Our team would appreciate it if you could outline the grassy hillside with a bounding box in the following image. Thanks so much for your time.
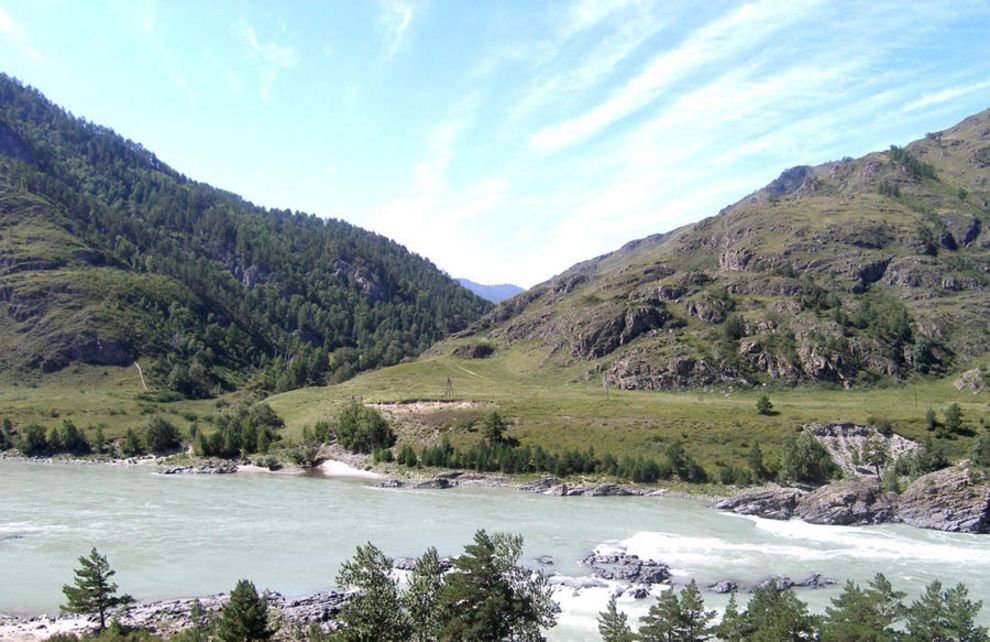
[441,108,990,393]
[260,351,990,477]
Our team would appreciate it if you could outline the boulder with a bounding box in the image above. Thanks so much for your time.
[897,465,990,533]
[714,488,807,520]
[795,479,897,526]
[580,552,671,585]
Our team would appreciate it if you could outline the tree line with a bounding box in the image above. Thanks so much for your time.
[599,573,987,642]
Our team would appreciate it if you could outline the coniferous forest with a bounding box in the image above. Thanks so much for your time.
[0,74,491,396]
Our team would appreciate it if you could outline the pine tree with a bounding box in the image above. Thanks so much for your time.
[597,594,635,642]
[742,586,819,642]
[638,582,714,642]
[679,581,716,641]
[61,548,134,630]
[335,543,410,641]
[902,580,988,642]
[215,579,272,642]
[402,546,446,642]
[439,530,558,642]
[121,427,144,457]
[714,592,746,642]
[822,575,905,642]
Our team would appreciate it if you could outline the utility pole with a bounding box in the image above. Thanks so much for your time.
[444,377,453,398]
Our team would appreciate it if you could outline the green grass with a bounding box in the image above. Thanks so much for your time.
[0,363,220,442]
[264,351,990,473]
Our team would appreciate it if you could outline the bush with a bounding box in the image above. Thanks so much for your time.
[144,416,181,454]
[16,423,48,456]
[779,434,840,483]
[334,402,395,454]
[756,394,774,416]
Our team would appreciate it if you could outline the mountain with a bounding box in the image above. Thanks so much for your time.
[456,279,524,304]
[0,75,491,395]
[440,108,990,390]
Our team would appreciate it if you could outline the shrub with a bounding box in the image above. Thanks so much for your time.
[16,423,48,456]
[333,402,395,454]
[756,394,774,416]
[144,416,181,454]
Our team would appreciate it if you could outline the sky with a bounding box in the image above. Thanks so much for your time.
[1,1,990,288]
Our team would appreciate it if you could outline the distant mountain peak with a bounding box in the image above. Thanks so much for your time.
[457,279,524,304]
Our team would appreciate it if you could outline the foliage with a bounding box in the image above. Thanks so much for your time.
[888,145,939,180]
[756,395,774,416]
[893,437,950,480]
[193,403,284,459]
[61,548,134,630]
[482,411,508,446]
[215,579,273,642]
[0,74,490,394]
[402,547,446,642]
[143,416,181,454]
[597,595,635,642]
[638,581,715,642]
[778,433,840,483]
[902,580,989,642]
[821,574,905,642]
[439,530,559,642]
[862,438,889,477]
[120,428,144,457]
[944,403,964,436]
[335,543,410,641]
[334,402,395,454]
[16,422,48,456]
[748,443,767,482]
[740,586,820,641]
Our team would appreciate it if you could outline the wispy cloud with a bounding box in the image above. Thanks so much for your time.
[380,0,415,60]
[902,79,990,113]
[0,5,43,61]
[529,0,825,153]
[232,19,297,103]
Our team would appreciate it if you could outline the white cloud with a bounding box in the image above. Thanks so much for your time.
[529,0,825,153]
[233,19,297,103]
[0,5,43,61]
[902,79,990,113]
[380,0,414,60]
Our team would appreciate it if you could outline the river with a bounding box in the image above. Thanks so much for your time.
[3,460,990,640]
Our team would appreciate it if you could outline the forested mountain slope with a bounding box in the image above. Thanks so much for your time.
[444,108,990,390]
[0,74,490,395]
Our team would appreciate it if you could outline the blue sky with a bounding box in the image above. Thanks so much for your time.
[1,1,990,287]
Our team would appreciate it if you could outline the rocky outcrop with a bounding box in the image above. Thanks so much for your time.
[606,354,730,391]
[714,488,806,520]
[795,479,897,526]
[805,423,919,478]
[897,465,990,533]
[955,368,987,393]
[719,463,990,534]
[580,552,671,585]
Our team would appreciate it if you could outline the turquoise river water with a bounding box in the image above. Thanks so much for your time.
[3,460,990,640]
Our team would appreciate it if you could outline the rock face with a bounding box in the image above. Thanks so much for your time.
[955,368,987,393]
[714,488,806,520]
[805,423,919,478]
[580,552,671,585]
[795,479,897,526]
[719,464,990,534]
[897,465,990,533]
